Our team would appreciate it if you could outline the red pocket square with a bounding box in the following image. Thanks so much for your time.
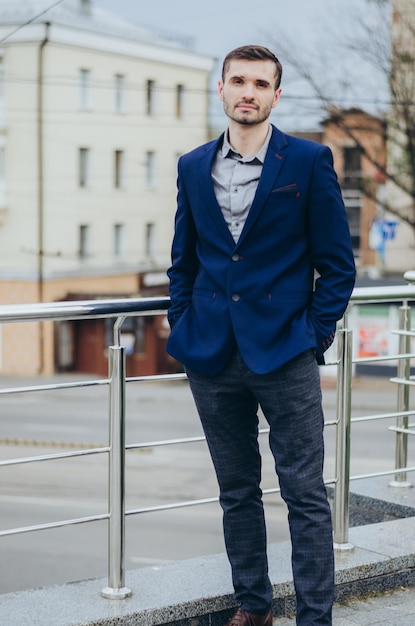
[271,184,301,197]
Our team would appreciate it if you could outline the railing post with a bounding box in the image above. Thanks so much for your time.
[101,342,132,599]
[389,303,412,488]
[333,323,354,551]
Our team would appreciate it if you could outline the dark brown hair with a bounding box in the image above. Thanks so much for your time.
[222,45,283,90]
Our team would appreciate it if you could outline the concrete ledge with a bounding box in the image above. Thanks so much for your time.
[331,475,415,527]
[2,515,415,626]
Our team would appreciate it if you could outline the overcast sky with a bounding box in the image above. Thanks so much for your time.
[96,0,387,131]
[97,0,360,57]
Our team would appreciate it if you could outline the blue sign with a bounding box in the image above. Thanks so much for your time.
[369,220,398,261]
[381,220,398,240]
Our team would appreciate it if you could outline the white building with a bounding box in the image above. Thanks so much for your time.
[0,0,213,375]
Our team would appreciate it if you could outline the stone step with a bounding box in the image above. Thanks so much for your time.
[1,515,415,626]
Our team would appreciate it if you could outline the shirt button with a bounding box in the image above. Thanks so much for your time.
[231,293,241,302]
[231,254,241,262]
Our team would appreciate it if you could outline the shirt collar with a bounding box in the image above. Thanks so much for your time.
[221,124,272,164]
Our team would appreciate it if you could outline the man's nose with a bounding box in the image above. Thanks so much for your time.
[241,82,255,98]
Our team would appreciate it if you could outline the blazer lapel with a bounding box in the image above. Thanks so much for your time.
[236,126,288,247]
[196,134,236,247]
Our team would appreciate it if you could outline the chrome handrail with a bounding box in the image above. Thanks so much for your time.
[330,281,415,551]
[0,296,169,323]
[1,282,415,594]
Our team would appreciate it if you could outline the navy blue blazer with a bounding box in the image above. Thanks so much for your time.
[167,125,356,375]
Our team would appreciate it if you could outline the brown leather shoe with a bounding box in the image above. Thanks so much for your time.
[224,607,273,626]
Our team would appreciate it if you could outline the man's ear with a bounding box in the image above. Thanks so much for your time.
[272,88,282,109]
[218,80,224,101]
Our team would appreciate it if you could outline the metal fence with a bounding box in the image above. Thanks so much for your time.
[1,281,415,597]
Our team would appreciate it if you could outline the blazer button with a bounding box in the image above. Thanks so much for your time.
[231,253,241,262]
[231,293,241,302]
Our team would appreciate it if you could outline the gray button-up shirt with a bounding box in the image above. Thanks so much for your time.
[211,125,272,243]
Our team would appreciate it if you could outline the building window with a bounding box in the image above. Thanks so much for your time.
[176,84,184,118]
[343,146,362,189]
[114,223,125,257]
[0,141,5,180]
[79,147,91,188]
[0,55,6,126]
[79,68,92,110]
[341,146,362,255]
[79,224,92,259]
[114,149,125,189]
[0,55,5,102]
[80,0,92,16]
[343,190,361,254]
[0,140,6,205]
[114,74,127,113]
[146,79,156,115]
[145,151,157,189]
[0,145,5,178]
[145,222,155,257]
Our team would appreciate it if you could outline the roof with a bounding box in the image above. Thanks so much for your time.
[0,0,195,51]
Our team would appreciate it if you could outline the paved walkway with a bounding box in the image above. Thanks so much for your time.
[274,585,415,625]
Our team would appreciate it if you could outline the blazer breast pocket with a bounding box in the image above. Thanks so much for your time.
[271,183,301,198]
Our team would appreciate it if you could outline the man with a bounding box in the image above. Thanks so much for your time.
[167,45,356,626]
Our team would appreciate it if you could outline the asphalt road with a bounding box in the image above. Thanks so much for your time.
[0,374,413,595]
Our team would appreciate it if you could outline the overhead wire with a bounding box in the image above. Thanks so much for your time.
[0,0,66,44]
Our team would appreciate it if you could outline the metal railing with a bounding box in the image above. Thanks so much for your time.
[1,281,415,596]
[333,273,415,548]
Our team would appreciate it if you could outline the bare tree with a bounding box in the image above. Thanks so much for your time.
[267,0,415,232]
[388,0,415,228]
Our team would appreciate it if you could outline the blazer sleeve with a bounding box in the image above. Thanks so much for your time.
[307,145,356,361]
[167,158,199,329]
